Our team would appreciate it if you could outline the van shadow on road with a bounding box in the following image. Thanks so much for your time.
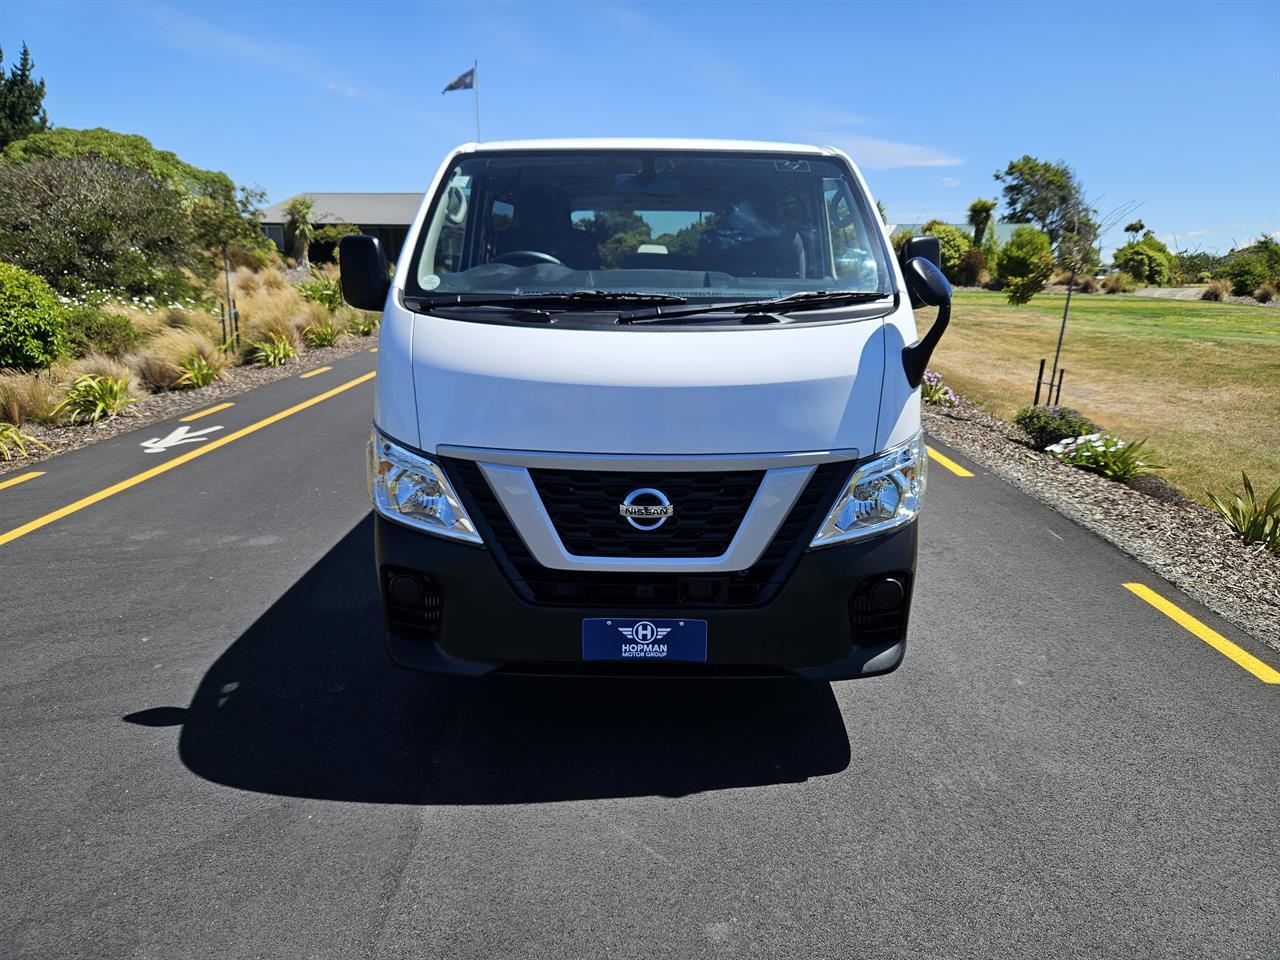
[125,515,850,804]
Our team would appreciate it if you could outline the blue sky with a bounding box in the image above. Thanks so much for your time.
[5,0,1278,255]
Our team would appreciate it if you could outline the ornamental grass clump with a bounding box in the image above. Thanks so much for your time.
[1206,473,1280,554]
[175,351,229,388]
[52,374,138,424]
[245,333,297,367]
[301,316,346,348]
[0,421,48,461]
[921,369,958,407]
[297,270,344,312]
[131,328,222,391]
[1045,433,1160,483]
[0,369,58,424]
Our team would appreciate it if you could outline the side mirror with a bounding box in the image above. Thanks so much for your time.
[339,235,390,311]
[900,235,942,308]
[901,256,953,389]
[904,256,952,307]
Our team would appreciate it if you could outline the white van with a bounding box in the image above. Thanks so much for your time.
[342,139,952,680]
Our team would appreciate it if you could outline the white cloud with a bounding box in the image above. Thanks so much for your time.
[941,176,960,188]
[1186,229,1209,238]
[821,135,963,170]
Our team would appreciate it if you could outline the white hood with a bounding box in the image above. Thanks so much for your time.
[373,300,915,457]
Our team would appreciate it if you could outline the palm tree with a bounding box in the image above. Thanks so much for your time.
[967,198,997,246]
[283,195,316,268]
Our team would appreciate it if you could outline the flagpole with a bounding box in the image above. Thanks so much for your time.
[473,59,480,141]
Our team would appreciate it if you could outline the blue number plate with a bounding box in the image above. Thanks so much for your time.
[582,618,708,662]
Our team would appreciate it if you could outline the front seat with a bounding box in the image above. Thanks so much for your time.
[496,190,600,270]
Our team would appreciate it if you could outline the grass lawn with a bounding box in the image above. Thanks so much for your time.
[927,291,1280,503]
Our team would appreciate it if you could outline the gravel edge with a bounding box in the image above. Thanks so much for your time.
[1,336,376,477]
[923,399,1280,652]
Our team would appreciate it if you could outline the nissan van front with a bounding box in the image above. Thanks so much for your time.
[343,138,953,680]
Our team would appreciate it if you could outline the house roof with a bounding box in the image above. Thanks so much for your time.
[260,193,422,227]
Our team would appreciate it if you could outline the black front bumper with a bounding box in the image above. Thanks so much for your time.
[375,515,917,681]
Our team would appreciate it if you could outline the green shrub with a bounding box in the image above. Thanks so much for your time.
[1103,272,1138,294]
[175,352,229,388]
[0,156,198,299]
[1201,279,1232,301]
[52,374,138,423]
[996,226,1053,305]
[245,333,296,367]
[297,271,344,312]
[889,228,916,258]
[301,317,344,348]
[955,247,985,286]
[1112,232,1176,286]
[920,221,972,284]
[1014,405,1100,449]
[2,127,264,254]
[1227,255,1269,296]
[0,262,66,370]
[1045,433,1160,483]
[64,305,144,358]
[1207,473,1280,554]
[0,421,48,461]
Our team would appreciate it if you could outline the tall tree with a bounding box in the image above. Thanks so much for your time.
[283,195,316,268]
[0,44,49,149]
[1123,219,1145,243]
[993,156,1094,248]
[967,198,997,245]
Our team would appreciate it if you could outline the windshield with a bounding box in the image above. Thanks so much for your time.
[407,150,891,302]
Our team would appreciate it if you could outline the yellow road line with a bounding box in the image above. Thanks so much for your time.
[927,447,974,477]
[369,347,378,353]
[300,366,332,379]
[1124,582,1280,684]
[180,402,235,422]
[0,372,375,548]
[0,471,44,492]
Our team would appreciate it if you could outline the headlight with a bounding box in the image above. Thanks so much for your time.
[810,431,927,547]
[366,430,482,543]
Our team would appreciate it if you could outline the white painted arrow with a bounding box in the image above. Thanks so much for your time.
[140,424,224,454]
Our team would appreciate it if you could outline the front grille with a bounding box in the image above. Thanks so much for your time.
[444,458,851,608]
[528,467,763,558]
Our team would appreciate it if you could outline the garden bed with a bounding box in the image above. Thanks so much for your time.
[0,335,372,477]
[923,398,1280,650]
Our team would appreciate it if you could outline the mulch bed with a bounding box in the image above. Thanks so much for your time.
[1,336,374,477]
[924,398,1280,651]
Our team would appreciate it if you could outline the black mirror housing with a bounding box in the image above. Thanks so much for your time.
[901,256,954,389]
[901,235,941,271]
[904,256,952,307]
[339,235,391,311]
[899,235,942,308]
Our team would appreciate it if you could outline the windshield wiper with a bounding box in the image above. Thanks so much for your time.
[616,290,892,325]
[404,290,688,313]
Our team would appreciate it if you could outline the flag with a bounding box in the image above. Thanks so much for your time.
[442,68,475,94]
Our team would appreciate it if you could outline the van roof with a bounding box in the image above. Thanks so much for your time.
[457,137,833,156]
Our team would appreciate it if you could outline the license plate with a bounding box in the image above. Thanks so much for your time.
[582,618,708,662]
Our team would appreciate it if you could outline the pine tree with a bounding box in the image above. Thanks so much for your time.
[0,44,50,150]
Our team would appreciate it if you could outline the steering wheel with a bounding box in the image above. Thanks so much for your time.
[493,250,564,267]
